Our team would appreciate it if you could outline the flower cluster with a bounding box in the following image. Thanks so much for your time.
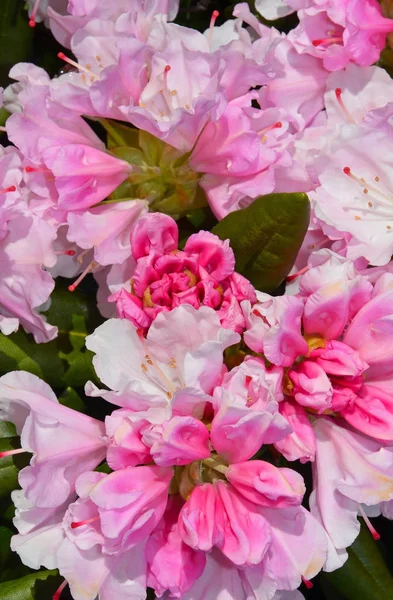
[2,0,393,599]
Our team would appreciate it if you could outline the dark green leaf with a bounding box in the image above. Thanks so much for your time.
[0,569,62,600]
[0,1,34,87]
[211,192,310,292]
[322,521,393,600]
[58,387,86,413]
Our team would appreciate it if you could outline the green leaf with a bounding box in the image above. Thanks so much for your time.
[0,570,62,600]
[211,192,310,292]
[0,422,29,500]
[0,279,103,389]
[58,387,86,413]
[0,1,34,87]
[322,521,393,600]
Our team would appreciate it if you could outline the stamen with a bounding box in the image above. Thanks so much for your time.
[258,121,282,140]
[208,10,219,48]
[0,185,16,194]
[70,516,100,529]
[57,52,99,79]
[25,165,51,174]
[335,88,356,124]
[312,36,342,47]
[358,505,380,540]
[53,580,68,600]
[343,166,393,207]
[302,577,314,589]
[68,261,96,292]
[286,265,309,282]
[29,0,41,27]
[55,249,76,257]
[0,126,7,132]
[0,448,26,458]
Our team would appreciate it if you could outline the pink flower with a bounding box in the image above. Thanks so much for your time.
[0,206,58,343]
[243,293,308,366]
[109,213,256,334]
[310,417,393,569]
[85,305,240,419]
[7,84,131,211]
[146,496,206,597]
[0,371,106,507]
[245,251,393,440]
[190,96,293,218]
[313,125,393,265]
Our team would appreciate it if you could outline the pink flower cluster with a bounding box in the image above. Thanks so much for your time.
[2,0,393,338]
[2,250,393,598]
[110,212,256,333]
[2,0,393,599]
[0,306,327,600]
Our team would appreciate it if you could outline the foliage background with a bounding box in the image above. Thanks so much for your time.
[0,1,393,599]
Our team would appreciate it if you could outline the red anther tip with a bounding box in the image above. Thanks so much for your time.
[312,39,322,46]
[302,577,314,590]
[335,87,342,96]
[64,249,76,256]
[212,10,219,17]
[25,166,35,173]
[28,19,36,27]
[343,166,351,175]
[68,284,76,292]
[372,531,381,541]
[70,522,79,529]
[58,52,66,60]
[275,121,282,128]
[7,185,16,192]
[164,65,171,73]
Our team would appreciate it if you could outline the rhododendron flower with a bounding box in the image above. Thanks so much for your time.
[242,250,393,559]
[7,85,131,211]
[0,307,329,600]
[0,371,106,507]
[109,212,256,333]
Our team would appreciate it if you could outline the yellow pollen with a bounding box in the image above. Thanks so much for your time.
[143,287,154,308]
[387,225,392,229]
[368,201,373,207]
[354,216,361,220]
[304,333,326,351]
[170,89,177,96]
[375,176,380,182]
[141,363,147,372]
[363,188,368,194]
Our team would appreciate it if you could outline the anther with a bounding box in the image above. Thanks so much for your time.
[335,89,356,124]
[0,185,16,194]
[55,249,76,257]
[312,36,342,47]
[208,10,219,47]
[58,52,98,79]
[29,0,41,27]
[53,580,68,600]
[70,516,100,529]
[302,577,314,589]
[286,265,309,282]
[0,448,26,459]
[25,165,51,174]
[68,261,96,292]
[359,505,380,540]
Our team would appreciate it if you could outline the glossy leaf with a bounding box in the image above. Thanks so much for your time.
[211,192,310,292]
[0,570,62,600]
